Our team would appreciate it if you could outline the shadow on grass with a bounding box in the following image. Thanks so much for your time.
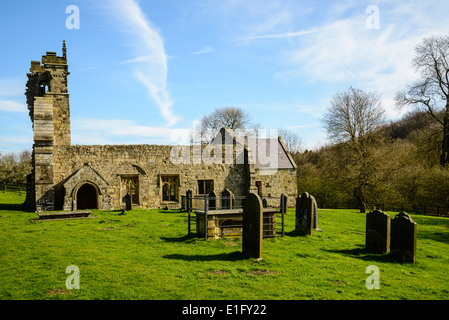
[323,245,395,263]
[0,203,24,212]
[284,229,307,237]
[163,251,246,262]
[161,234,198,243]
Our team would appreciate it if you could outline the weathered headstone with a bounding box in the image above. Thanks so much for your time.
[242,193,263,260]
[280,194,287,214]
[311,195,321,231]
[262,198,268,208]
[221,189,233,209]
[295,192,314,235]
[390,212,417,263]
[365,209,390,254]
[186,190,192,211]
[124,193,132,211]
[208,190,217,210]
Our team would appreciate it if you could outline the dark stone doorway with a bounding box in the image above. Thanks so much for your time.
[77,184,97,210]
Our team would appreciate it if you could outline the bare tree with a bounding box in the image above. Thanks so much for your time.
[322,87,386,211]
[395,35,449,167]
[199,106,259,143]
[278,129,303,154]
[323,87,385,145]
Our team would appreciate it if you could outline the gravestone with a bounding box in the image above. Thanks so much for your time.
[262,198,268,208]
[242,193,263,260]
[124,193,132,211]
[186,190,192,211]
[208,190,217,210]
[311,195,321,231]
[365,209,390,254]
[221,189,233,209]
[390,212,417,263]
[280,194,287,214]
[295,192,314,235]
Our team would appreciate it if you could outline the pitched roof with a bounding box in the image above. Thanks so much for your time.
[210,127,296,170]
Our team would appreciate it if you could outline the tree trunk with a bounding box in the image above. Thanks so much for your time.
[440,106,449,167]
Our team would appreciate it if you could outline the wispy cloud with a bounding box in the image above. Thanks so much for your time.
[0,78,27,113]
[0,100,27,113]
[72,118,191,145]
[190,45,214,55]
[103,0,180,126]
[239,27,319,41]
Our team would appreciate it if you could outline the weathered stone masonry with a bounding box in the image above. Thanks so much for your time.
[23,43,297,212]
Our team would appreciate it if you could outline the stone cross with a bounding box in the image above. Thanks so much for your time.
[365,209,390,254]
[295,192,314,235]
[242,193,263,260]
[390,212,417,263]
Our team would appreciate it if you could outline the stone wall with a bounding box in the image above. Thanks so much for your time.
[53,144,251,210]
[255,169,297,207]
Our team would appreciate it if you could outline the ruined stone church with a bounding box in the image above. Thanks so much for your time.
[23,42,297,212]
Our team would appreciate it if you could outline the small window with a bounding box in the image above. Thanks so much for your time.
[197,179,214,195]
[121,175,139,204]
[161,175,179,202]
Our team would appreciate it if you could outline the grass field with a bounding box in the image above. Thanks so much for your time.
[1,191,449,300]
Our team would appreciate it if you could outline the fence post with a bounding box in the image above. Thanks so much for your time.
[187,190,191,235]
[280,194,286,237]
[204,194,208,240]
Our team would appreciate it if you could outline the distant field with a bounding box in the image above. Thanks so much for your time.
[1,191,448,300]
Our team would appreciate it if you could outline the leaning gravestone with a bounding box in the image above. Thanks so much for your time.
[242,193,263,260]
[365,209,390,254]
[295,192,314,235]
[390,212,417,263]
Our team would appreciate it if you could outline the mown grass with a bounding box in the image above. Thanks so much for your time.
[1,191,449,300]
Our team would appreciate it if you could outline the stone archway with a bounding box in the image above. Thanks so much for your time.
[76,183,98,210]
[63,164,110,211]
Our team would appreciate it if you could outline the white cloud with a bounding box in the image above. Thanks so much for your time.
[238,27,319,41]
[71,118,191,145]
[0,100,27,113]
[273,2,449,119]
[104,0,180,127]
[190,45,214,55]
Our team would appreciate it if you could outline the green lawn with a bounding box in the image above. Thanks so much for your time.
[1,191,449,300]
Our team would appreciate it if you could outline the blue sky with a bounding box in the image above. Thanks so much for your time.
[1,0,449,153]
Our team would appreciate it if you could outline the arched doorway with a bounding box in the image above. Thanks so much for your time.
[76,184,97,210]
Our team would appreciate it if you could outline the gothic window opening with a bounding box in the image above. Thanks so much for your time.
[197,179,214,195]
[38,80,50,96]
[161,175,179,202]
[121,175,139,204]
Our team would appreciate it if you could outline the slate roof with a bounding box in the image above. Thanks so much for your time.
[211,127,296,170]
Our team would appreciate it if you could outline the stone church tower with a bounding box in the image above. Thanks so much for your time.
[23,41,71,211]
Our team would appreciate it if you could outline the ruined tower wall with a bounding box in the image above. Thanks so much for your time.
[24,43,70,211]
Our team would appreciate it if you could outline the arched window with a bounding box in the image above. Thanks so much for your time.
[37,80,50,96]
[121,175,139,204]
[161,175,179,202]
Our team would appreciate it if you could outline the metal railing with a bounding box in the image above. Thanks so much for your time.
[186,192,287,240]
